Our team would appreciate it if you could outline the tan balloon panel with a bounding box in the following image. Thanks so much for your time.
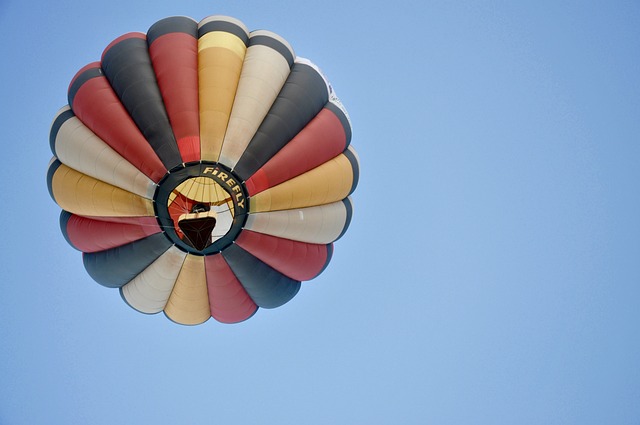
[49,161,155,217]
[250,148,358,213]
[198,16,249,162]
[164,254,211,325]
[171,177,232,206]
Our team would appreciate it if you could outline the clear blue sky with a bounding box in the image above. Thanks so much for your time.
[1,1,639,424]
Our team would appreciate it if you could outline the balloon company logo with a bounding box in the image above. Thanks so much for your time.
[202,166,246,210]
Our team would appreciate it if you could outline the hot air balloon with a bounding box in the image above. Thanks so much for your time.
[46,15,358,325]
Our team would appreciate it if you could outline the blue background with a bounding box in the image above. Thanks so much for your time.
[1,1,639,423]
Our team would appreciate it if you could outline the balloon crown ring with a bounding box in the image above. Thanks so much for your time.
[155,162,249,255]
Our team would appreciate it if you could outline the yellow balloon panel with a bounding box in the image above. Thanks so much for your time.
[50,162,155,217]
[250,153,356,213]
[164,254,211,325]
[198,32,247,162]
[170,176,232,206]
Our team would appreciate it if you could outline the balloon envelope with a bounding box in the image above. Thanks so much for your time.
[47,15,358,325]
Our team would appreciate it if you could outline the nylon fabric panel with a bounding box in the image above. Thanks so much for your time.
[50,106,155,199]
[235,230,332,281]
[48,162,155,217]
[83,233,173,288]
[120,246,187,314]
[60,212,161,252]
[147,16,197,43]
[49,106,74,154]
[204,254,258,323]
[245,105,350,196]
[68,62,166,182]
[249,150,358,213]
[164,254,211,325]
[198,15,249,43]
[197,24,248,162]
[147,18,201,163]
[222,243,300,309]
[101,34,182,170]
[248,30,295,65]
[244,199,353,244]
[232,62,330,181]
[218,34,294,168]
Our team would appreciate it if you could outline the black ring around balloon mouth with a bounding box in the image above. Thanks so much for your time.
[153,161,249,255]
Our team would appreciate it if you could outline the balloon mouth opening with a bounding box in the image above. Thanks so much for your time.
[153,162,249,255]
